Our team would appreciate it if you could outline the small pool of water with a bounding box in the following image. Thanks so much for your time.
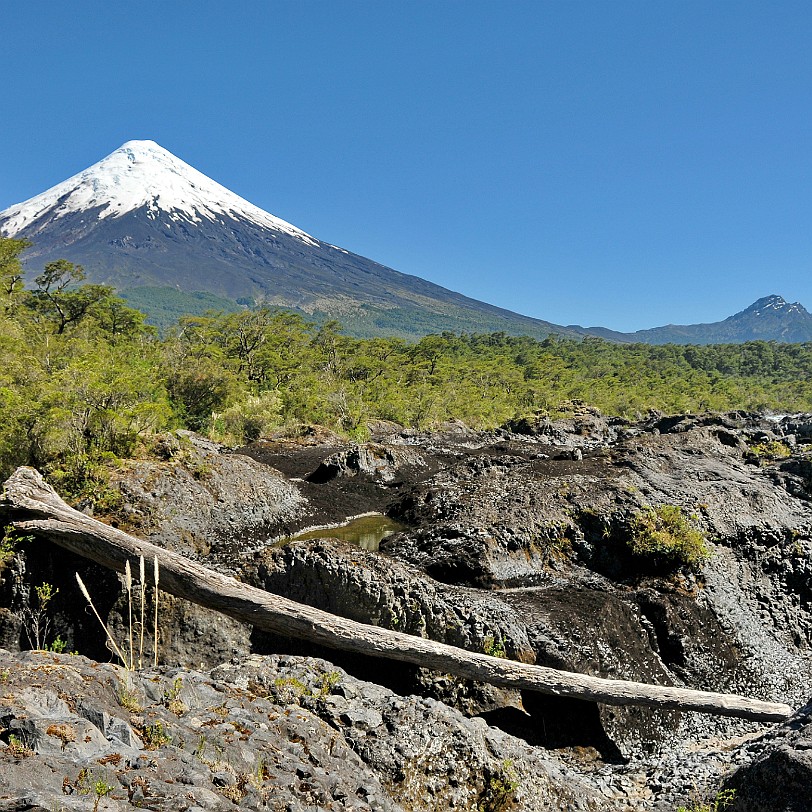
[288,514,406,551]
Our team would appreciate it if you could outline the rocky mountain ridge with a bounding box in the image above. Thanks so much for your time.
[585,295,812,345]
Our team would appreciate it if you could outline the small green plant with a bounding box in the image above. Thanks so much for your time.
[190,461,213,481]
[7,733,33,758]
[676,788,736,812]
[166,676,182,699]
[317,670,342,696]
[0,525,30,572]
[483,635,507,659]
[19,581,63,651]
[116,683,143,713]
[163,676,187,715]
[142,720,172,750]
[0,537,14,570]
[748,440,791,461]
[75,769,115,812]
[91,779,114,812]
[0,669,9,684]
[273,676,311,700]
[194,734,208,760]
[628,505,709,570]
[43,635,76,654]
[478,759,520,812]
[253,755,271,786]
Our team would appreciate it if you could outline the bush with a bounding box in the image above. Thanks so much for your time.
[209,390,282,446]
[748,440,792,461]
[628,505,709,570]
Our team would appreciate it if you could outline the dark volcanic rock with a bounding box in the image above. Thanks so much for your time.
[110,431,307,562]
[250,537,534,714]
[3,411,812,808]
[256,539,534,662]
[722,697,812,811]
[377,413,812,749]
[306,443,426,485]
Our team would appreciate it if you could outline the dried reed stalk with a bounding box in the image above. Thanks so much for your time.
[75,572,128,668]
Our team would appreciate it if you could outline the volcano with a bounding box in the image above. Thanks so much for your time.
[0,140,583,338]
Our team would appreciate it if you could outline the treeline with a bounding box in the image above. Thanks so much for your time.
[1,236,810,501]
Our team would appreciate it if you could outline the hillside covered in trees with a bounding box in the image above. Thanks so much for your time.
[1,236,811,504]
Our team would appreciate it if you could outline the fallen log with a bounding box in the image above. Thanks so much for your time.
[1,466,793,723]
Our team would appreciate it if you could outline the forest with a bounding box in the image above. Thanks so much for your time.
[1,236,811,504]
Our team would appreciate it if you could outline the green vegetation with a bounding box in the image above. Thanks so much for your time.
[0,525,32,571]
[748,440,792,460]
[269,670,342,701]
[142,720,172,749]
[479,760,520,812]
[628,506,709,570]
[6,733,33,758]
[116,683,143,713]
[1,237,810,506]
[43,635,74,654]
[676,788,736,812]
[483,635,507,659]
[163,676,188,715]
[118,286,245,330]
[75,769,115,812]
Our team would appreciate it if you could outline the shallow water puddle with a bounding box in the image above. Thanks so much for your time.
[287,513,406,551]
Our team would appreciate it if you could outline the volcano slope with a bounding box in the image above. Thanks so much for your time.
[1,409,811,810]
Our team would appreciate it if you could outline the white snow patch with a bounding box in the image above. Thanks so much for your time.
[0,139,319,246]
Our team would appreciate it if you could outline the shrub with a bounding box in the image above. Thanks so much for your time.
[748,440,791,461]
[142,720,172,749]
[628,505,709,570]
[209,390,282,446]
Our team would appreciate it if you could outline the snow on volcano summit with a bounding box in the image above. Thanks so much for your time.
[0,139,317,245]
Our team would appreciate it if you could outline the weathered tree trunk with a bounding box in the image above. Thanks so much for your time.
[1,466,793,723]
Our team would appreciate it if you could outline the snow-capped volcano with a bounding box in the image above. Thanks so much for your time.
[0,140,582,339]
[0,140,317,245]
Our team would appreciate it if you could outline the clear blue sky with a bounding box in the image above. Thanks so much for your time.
[2,1,810,331]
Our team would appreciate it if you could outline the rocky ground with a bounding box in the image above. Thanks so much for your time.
[1,407,812,810]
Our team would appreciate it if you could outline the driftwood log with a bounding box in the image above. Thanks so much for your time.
[1,466,793,723]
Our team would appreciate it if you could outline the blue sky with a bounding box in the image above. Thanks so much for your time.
[2,1,811,332]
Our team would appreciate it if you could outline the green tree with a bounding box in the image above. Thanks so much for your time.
[28,260,114,334]
[0,236,30,307]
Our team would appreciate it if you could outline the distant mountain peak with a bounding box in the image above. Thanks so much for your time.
[739,295,807,318]
[0,139,318,246]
